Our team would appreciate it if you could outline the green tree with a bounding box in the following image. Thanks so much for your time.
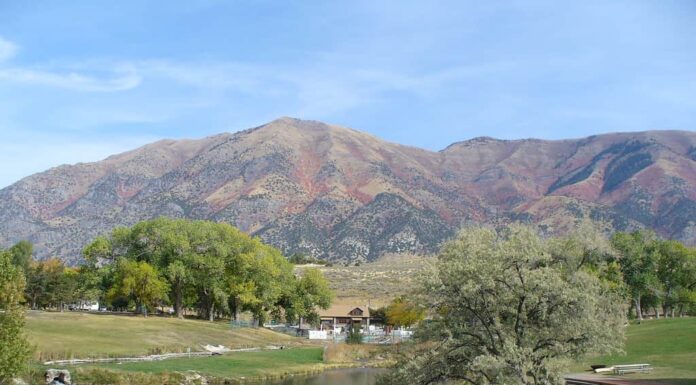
[24,259,65,310]
[281,268,333,328]
[611,231,660,321]
[108,259,169,317]
[9,240,33,273]
[379,225,626,385]
[54,268,80,312]
[655,240,696,317]
[0,250,32,385]
[83,218,334,323]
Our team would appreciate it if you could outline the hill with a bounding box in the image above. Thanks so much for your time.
[1,117,694,263]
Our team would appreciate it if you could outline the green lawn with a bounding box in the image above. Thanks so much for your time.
[88,347,325,378]
[26,311,298,361]
[573,317,696,384]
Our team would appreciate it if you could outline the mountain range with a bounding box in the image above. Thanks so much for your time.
[1,117,694,264]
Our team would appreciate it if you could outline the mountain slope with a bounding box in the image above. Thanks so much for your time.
[1,118,694,263]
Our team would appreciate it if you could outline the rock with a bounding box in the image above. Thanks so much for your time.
[181,371,208,385]
[45,369,71,385]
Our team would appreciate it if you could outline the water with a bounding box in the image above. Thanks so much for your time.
[257,368,387,385]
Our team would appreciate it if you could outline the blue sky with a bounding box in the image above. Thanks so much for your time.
[0,1,695,188]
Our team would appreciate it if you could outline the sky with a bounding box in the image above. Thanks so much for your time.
[0,1,695,188]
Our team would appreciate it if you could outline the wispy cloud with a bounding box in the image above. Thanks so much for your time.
[0,67,141,92]
[0,36,141,92]
[0,36,18,62]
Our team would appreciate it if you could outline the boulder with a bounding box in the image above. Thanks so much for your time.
[45,369,71,384]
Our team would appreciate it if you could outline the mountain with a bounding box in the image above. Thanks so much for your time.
[1,118,694,264]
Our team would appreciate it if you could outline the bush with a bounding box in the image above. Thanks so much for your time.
[345,324,363,344]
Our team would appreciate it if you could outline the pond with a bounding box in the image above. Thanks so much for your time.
[257,368,388,385]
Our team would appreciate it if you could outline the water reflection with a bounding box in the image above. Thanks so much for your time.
[258,368,387,385]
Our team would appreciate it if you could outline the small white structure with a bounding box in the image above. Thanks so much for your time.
[70,301,99,311]
[392,327,414,337]
[309,330,328,340]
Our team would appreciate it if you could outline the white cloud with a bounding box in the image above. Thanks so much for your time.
[0,67,141,92]
[0,36,18,62]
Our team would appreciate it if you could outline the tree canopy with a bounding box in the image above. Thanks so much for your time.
[379,225,626,385]
[81,218,333,323]
[0,248,32,385]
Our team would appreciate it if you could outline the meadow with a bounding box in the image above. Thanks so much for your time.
[26,311,298,362]
[87,347,325,378]
[572,317,696,384]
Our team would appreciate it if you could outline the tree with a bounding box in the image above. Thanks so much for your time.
[369,306,387,325]
[9,240,32,273]
[82,218,334,322]
[281,268,333,328]
[655,240,696,317]
[611,231,660,321]
[24,259,65,310]
[379,225,626,385]
[54,268,79,312]
[0,250,32,385]
[108,259,169,317]
[385,296,425,328]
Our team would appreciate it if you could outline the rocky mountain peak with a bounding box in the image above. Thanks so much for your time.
[0,119,694,264]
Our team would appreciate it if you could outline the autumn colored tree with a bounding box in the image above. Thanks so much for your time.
[108,259,169,317]
[385,296,425,328]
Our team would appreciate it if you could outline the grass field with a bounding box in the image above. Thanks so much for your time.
[573,317,696,384]
[89,347,324,378]
[26,311,298,361]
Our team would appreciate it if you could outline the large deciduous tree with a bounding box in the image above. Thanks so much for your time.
[280,268,333,328]
[611,231,660,321]
[0,250,32,385]
[385,296,425,328]
[82,218,332,323]
[108,259,169,317]
[9,240,32,274]
[655,240,696,317]
[379,225,626,385]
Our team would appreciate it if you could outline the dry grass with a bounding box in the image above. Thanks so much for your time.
[300,254,429,307]
[322,343,396,367]
[26,311,299,361]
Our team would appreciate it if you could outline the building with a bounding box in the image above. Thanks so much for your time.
[318,304,371,332]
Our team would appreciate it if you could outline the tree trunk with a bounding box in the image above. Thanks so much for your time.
[208,302,214,322]
[634,297,643,321]
[175,284,184,319]
[232,297,240,321]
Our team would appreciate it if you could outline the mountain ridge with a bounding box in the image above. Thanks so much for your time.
[1,117,694,264]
